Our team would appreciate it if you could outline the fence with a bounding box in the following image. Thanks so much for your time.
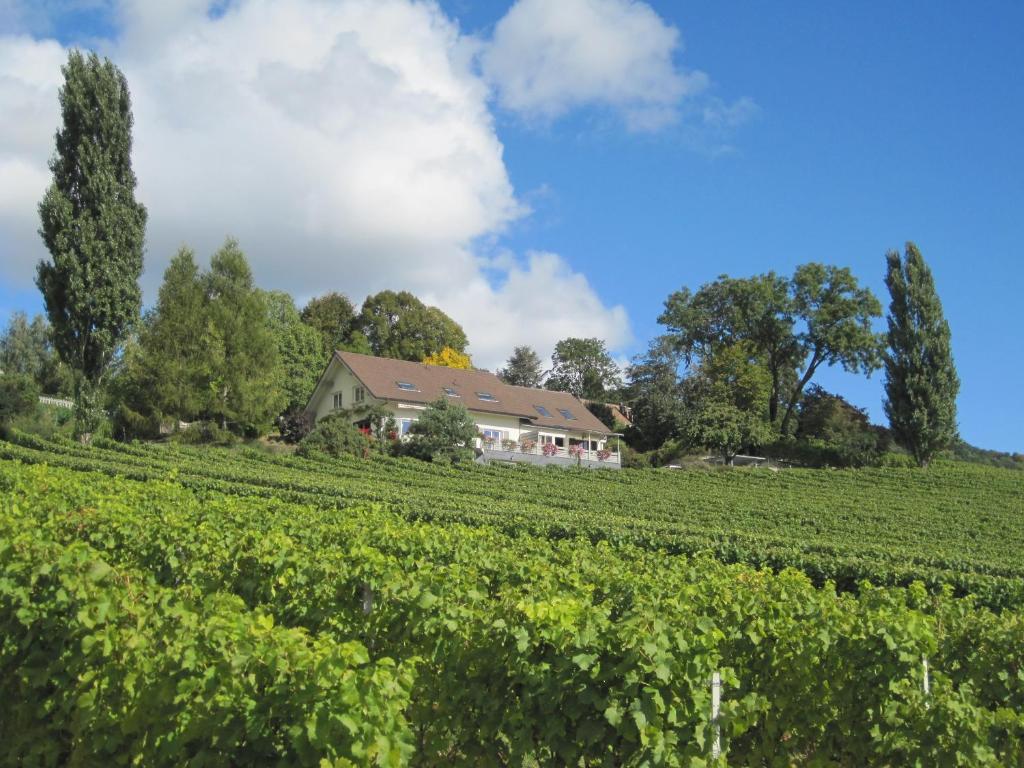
[38,396,74,410]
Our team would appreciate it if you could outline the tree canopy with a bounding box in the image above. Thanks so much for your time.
[422,347,473,369]
[113,241,284,435]
[659,264,884,434]
[36,50,147,429]
[359,290,467,362]
[545,337,621,400]
[0,312,71,396]
[498,345,544,388]
[263,291,325,413]
[883,242,959,467]
[300,292,368,360]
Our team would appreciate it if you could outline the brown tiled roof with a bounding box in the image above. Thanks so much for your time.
[335,350,613,434]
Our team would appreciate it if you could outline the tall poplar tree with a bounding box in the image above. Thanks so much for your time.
[883,242,959,467]
[36,50,146,430]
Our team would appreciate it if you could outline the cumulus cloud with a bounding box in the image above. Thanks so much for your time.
[480,0,707,131]
[0,0,634,368]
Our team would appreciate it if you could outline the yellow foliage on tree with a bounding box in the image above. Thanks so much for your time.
[422,347,473,369]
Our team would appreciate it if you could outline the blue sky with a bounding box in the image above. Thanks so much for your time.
[1,1,1021,451]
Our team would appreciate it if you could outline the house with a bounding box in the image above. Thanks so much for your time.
[304,350,622,468]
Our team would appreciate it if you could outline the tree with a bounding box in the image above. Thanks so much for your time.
[498,345,544,387]
[545,337,621,399]
[203,240,284,433]
[0,374,39,428]
[660,264,884,434]
[36,50,147,431]
[883,242,959,467]
[683,398,773,465]
[127,248,211,422]
[300,292,366,360]
[680,342,773,463]
[404,397,478,463]
[358,290,467,362]
[794,385,890,467]
[422,347,473,369]
[0,312,72,395]
[263,290,324,413]
[622,338,686,451]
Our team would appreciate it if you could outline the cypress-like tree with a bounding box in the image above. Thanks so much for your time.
[36,50,147,431]
[883,242,959,467]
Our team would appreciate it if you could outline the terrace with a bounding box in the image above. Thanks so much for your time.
[477,431,622,469]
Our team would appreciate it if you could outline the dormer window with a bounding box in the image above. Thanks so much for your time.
[476,392,498,402]
[396,381,417,391]
[558,408,576,420]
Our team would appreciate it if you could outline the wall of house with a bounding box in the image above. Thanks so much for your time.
[312,360,382,421]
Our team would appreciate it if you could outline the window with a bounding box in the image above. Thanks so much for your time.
[332,392,343,409]
[534,405,552,417]
[558,408,576,420]
[540,434,555,445]
[444,387,460,398]
[354,386,365,404]
[399,418,416,435]
[396,381,417,391]
[481,428,504,443]
[476,392,498,402]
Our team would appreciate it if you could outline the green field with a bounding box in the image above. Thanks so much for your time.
[2,433,1023,765]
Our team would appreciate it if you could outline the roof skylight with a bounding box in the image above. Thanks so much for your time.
[476,392,498,402]
[534,405,552,417]
[558,408,576,420]
[396,381,417,391]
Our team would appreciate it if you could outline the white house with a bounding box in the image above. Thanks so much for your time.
[304,351,622,468]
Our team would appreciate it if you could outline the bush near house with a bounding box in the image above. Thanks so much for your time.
[298,412,370,459]
[403,397,477,464]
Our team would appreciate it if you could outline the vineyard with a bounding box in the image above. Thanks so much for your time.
[2,433,1024,765]
[1,431,1023,607]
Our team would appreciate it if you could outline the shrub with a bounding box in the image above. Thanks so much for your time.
[541,442,558,457]
[298,413,369,459]
[403,398,477,464]
[174,421,239,447]
[279,409,314,444]
[501,438,517,451]
[518,438,536,453]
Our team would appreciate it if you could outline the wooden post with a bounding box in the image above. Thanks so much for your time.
[711,671,721,761]
[922,655,930,701]
[361,583,374,615]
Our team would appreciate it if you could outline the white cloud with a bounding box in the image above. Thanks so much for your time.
[480,0,707,131]
[0,0,633,369]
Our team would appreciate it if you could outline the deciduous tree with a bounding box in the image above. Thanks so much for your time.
[0,312,72,395]
[36,51,147,431]
[545,337,621,399]
[422,347,473,369]
[300,292,367,360]
[358,290,467,362]
[660,264,883,434]
[263,290,324,412]
[883,242,959,467]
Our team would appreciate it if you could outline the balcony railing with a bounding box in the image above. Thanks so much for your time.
[478,439,621,465]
